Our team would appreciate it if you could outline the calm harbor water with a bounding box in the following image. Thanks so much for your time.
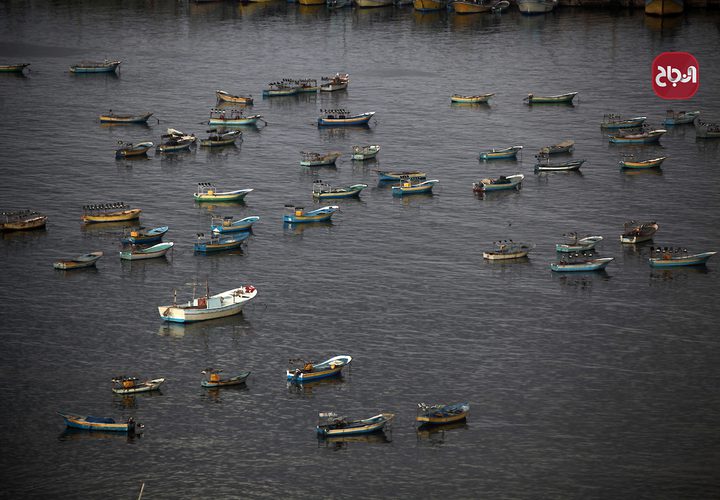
[2,1,720,498]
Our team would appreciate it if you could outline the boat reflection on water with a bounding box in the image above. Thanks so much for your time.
[650,266,710,287]
[283,220,334,236]
[621,167,663,177]
[157,314,254,338]
[555,269,612,290]
[320,431,391,449]
[58,427,140,443]
[80,220,138,234]
[416,420,468,445]
[287,375,347,396]
[113,389,163,410]
[203,383,250,404]
[644,13,682,33]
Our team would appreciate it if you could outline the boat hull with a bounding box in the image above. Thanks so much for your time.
[194,239,244,253]
[59,414,134,432]
[662,111,699,126]
[317,113,374,127]
[451,93,493,102]
[550,258,614,272]
[287,366,344,382]
[208,117,261,126]
[212,217,260,233]
[202,372,250,387]
[483,251,528,260]
[313,187,366,199]
[416,406,470,425]
[609,131,666,144]
[317,414,393,436]
[111,379,165,394]
[70,62,121,73]
[452,1,491,13]
[525,92,577,103]
[119,242,174,260]
[414,0,445,10]
[648,252,716,268]
[216,91,253,105]
[284,213,335,223]
[479,147,522,160]
[53,258,101,270]
[619,157,667,169]
[158,287,256,323]
[82,209,141,223]
[535,160,585,171]
[1,216,47,231]
[194,190,252,202]
[0,63,30,73]
[694,118,720,139]
[100,113,153,124]
[392,185,434,196]
[262,88,298,97]
[621,223,658,244]
[556,237,602,253]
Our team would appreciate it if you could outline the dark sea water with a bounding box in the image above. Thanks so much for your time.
[1,1,720,498]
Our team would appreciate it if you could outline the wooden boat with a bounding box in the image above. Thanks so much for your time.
[294,79,320,92]
[452,0,491,13]
[483,241,534,260]
[473,174,524,192]
[416,402,470,425]
[391,179,438,196]
[451,93,494,103]
[608,129,666,144]
[648,248,716,268]
[524,92,577,104]
[69,60,121,73]
[263,81,299,97]
[58,413,141,433]
[81,203,141,223]
[517,0,557,14]
[600,114,647,129]
[201,368,251,388]
[320,73,349,92]
[215,90,253,105]
[194,232,249,253]
[120,242,174,260]
[479,145,523,160]
[157,130,196,152]
[199,129,242,147]
[618,155,667,169]
[287,355,353,382]
[414,0,446,10]
[158,283,257,323]
[111,376,165,394]
[534,156,586,172]
[539,140,574,155]
[115,141,153,158]
[208,108,263,126]
[99,111,153,124]
[0,210,47,231]
[0,63,30,73]
[317,412,394,437]
[53,251,103,270]
[645,0,683,16]
[355,0,393,7]
[551,256,614,272]
[120,226,168,245]
[312,180,368,199]
[374,170,426,181]
[194,183,253,202]
[300,151,342,166]
[694,118,720,139]
[211,216,260,234]
[662,110,699,126]
[284,205,339,223]
[556,233,603,252]
[620,221,658,244]
[318,109,375,127]
[351,144,380,161]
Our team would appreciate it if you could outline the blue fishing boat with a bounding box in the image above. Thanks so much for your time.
[479,145,523,160]
[662,110,700,126]
[287,355,352,383]
[194,232,250,253]
[608,129,666,144]
[648,248,716,268]
[283,205,339,223]
[374,170,426,181]
[416,402,470,425]
[391,179,438,196]
[211,216,260,234]
[69,60,121,73]
[262,81,299,97]
[550,255,614,272]
[317,412,394,437]
[317,109,375,127]
[120,226,168,245]
[58,412,141,433]
[201,368,251,388]
[312,180,368,199]
[473,174,523,192]
[600,114,647,129]
[119,242,174,261]
[556,233,603,253]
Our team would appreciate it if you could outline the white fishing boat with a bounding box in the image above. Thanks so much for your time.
[119,242,174,260]
[111,376,166,394]
[351,144,380,161]
[158,283,257,323]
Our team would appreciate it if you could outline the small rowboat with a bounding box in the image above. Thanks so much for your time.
[199,129,241,147]
[619,156,667,169]
[694,118,720,139]
[201,368,251,388]
[120,242,174,260]
[300,151,342,167]
[208,108,263,126]
[483,241,534,260]
[452,0,492,13]
[479,145,523,160]
[312,180,368,199]
[539,140,575,155]
[414,0,447,11]
[556,234,603,252]
[621,221,658,244]
[194,232,249,253]
[287,355,353,383]
[662,110,699,126]
[99,112,153,124]
[351,144,381,161]
[319,73,349,92]
[648,250,716,268]
[158,283,257,323]
[58,413,141,433]
[82,203,141,223]
[317,412,394,437]
[392,179,438,196]
[115,141,154,158]
[211,216,260,234]
[551,256,614,272]
[194,183,253,202]
[0,210,47,231]
[157,131,195,152]
[111,376,165,394]
[284,205,339,223]
[608,129,666,144]
[215,90,253,105]
[318,110,375,127]
[416,402,470,425]
[53,251,103,270]
[600,114,647,129]
[451,93,494,103]
[0,63,30,73]
[535,158,586,172]
[374,170,426,181]
[69,60,121,73]
[524,92,577,104]
[473,174,523,192]
[121,226,168,244]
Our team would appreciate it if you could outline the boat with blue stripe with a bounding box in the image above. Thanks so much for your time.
[58,412,141,433]
[287,355,352,383]
[318,109,375,127]
[317,412,394,437]
[416,402,470,425]
[479,145,523,160]
[473,174,523,192]
[312,180,368,199]
[201,368,251,388]
[662,110,699,126]
[550,256,614,272]
[609,129,666,144]
[284,205,339,223]
[648,249,716,268]
[556,233,603,253]
[211,216,260,234]
[120,242,174,260]
[120,226,168,244]
[194,232,249,253]
[391,179,438,196]
[69,59,121,73]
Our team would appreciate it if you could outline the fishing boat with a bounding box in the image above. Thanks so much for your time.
[479,145,523,160]
[538,140,574,155]
[600,114,647,129]
[317,412,394,437]
[451,93,494,103]
[262,80,299,97]
[283,205,339,223]
[81,203,141,223]
[416,402,470,425]
[0,210,47,231]
[556,233,603,252]
[115,141,154,158]
[157,130,196,152]
[119,242,174,260]
[111,376,165,394]
[312,180,368,199]
[287,355,353,383]
[351,144,380,161]
[355,0,393,7]
[374,170,426,181]
[158,283,257,323]
[53,251,103,270]
[319,73,349,92]
[648,248,716,268]
[483,241,534,260]
[317,109,375,127]
[0,63,30,73]
[414,0,446,10]
[517,0,557,14]
[164,128,197,144]
[211,215,260,234]
[608,129,666,144]
[620,221,658,244]
[58,413,141,433]
[391,179,438,196]
[194,232,250,253]
[194,183,253,202]
[215,90,253,105]
[452,0,491,13]
[618,155,667,169]
[300,151,342,166]
[694,118,720,139]
[120,226,168,245]
[534,155,586,172]
[645,0,683,16]
[551,255,614,272]
[201,368,251,388]
[99,111,153,124]
[662,110,699,126]
[524,92,577,104]
[295,79,320,92]
[199,129,242,147]
[208,108,263,126]
[473,174,524,192]
[69,59,121,73]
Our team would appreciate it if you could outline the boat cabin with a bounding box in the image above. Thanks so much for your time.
[285,205,306,217]
[203,369,223,383]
